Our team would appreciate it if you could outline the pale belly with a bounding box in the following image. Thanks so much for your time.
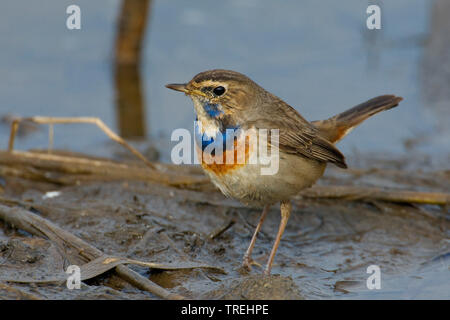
[198,142,327,207]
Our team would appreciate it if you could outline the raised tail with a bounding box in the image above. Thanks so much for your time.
[311,95,403,144]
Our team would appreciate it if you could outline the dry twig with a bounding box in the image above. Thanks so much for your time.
[1,150,447,205]
[0,203,186,299]
[299,185,449,206]
[0,150,208,187]
[7,116,156,169]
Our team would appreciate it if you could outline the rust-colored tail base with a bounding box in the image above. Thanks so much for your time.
[312,95,403,144]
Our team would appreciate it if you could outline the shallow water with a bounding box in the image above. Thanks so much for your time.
[0,0,449,164]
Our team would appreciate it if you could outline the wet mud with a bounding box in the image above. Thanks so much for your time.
[0,151,448,299]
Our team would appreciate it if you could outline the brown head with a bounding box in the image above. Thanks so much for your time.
[166,69,264,122]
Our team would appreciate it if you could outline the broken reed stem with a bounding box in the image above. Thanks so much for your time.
[7,119,19,152]
[7,116,156,170]
[0,150,208,187]
[0,203,185,300]
[114,265,185,300]
[208,218,236,240]
[299,185,449,206]
[48,124,54,153]
[0,149,447,206]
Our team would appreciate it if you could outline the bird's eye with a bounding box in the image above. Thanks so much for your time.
[213,86,226,96]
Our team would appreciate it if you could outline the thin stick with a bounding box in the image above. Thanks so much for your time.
[7,119,19,152]
[0,150,208,187]
[0,149,447,205]
[48,123,54,153]
[7,116,156,169]
[208,218,236,240]
[299,185,450,206]
[114,265,184,299]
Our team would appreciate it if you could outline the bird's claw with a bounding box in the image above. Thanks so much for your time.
[242,256,262,271]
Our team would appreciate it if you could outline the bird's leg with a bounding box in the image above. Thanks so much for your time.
[242,204,270,270]
[264,200,292,275]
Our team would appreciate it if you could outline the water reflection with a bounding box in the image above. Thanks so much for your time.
[421,0,450,132]
[0,0,447,160]
[362,0,384,71]
[114,0,152,139]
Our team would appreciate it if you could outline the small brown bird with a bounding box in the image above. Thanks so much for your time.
[166,69,402,275]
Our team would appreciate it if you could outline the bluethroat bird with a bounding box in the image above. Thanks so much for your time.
[166,69,402,275]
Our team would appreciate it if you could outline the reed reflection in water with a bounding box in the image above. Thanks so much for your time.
[114,0,152,140]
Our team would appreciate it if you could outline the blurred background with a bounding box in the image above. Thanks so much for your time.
[0,0,449,166]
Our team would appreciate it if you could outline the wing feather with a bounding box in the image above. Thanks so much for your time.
[244,95,347,168]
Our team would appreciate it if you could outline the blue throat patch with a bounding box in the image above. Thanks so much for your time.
[204,103,223,118]
[194,119,240,154]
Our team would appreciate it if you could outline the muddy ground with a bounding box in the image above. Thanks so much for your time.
[0,150,448,300]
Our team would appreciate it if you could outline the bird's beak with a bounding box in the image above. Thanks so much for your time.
[165,83,189,93]
[165,83,207,97]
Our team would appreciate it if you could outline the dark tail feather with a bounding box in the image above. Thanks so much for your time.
[333,95,403,129]
[312,95,403,144]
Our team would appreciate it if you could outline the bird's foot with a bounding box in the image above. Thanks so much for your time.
[241,256,262,271]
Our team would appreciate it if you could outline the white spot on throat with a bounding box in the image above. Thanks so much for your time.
[191,95,222,138]
[198,116,220,139]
